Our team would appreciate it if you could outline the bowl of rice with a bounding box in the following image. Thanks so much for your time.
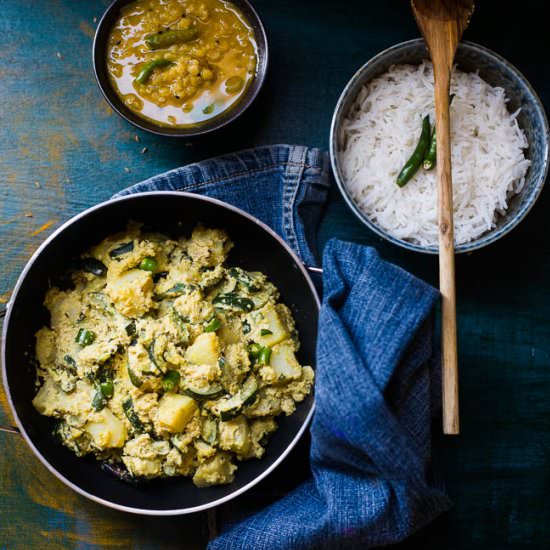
[330,39,549,253]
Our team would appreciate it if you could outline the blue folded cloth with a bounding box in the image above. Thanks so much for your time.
[114,144,451,549]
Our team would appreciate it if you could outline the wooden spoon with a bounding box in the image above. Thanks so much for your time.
[410,0,474,435]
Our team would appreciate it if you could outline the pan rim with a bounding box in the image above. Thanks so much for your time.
[1,190,320,516]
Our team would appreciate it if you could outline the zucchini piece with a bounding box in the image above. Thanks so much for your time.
[146,339,166,374]
[125,321,136,337]
[63,354,77,375]
[201,417,218,446]
[127,364,142,388]
[184,383,225,401]
[109,241,134,258]
[92,384,106,412]
[241,376,259,407]
[228,268,260,292]
[215,376,258,421]
[218,356,231,392]
[80,257,107,276]
[153,270,168,283]
[122,398,145,433]
[212,293,254,313]
[171,307,190,343]
[155,282,194,300]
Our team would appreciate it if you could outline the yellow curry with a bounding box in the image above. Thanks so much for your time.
[32,224,313,487]
[107,0,258,127]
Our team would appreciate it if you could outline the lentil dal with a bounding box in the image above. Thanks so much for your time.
[107,0,258,127]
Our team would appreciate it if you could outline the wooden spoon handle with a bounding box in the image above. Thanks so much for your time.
[434,67,459,435]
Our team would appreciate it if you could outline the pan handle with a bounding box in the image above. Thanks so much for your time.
[0,425,20,435]
[1,307,18,435]
[305,265,323,275]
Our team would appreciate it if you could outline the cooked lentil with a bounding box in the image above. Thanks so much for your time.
[107,0,258,127]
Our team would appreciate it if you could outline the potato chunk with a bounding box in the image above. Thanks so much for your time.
[219,415,250,455]
[32,379,93,416]
[193,452,236,487]
[86,408,127,450]
[249,304,289,347]
[106,268,153,317]
[270,342,302,382]
[157,393,197,433]
[186,332,219,366]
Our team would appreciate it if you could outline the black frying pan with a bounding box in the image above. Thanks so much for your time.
[1,192,319,515]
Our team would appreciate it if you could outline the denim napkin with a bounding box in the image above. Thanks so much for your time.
[114,144,451,549]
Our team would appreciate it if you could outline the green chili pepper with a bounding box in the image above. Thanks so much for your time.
[260,329,273,336]
[100,381,114,399]
[162,370,181,392]
[135,59,174,85]
[204,317,221,333]
[213,293,254,312]
[202,103,215,115]
[75,328,96,347]
[248,342,262,360]
[423,94,455,171]
[258,346,272,366]
[145,28,199,50]
[396,115,431,187]
[139,257,158,272]
[248,343,271,365]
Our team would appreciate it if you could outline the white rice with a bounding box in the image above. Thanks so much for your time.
[339,61,530,246]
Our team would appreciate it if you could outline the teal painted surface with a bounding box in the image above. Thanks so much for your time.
[1,0,549,548]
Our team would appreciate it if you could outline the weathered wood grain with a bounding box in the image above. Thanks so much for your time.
[1,0,549,548]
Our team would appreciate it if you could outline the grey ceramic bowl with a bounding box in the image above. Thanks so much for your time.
[93,0,268,137]
[330,39,549,254]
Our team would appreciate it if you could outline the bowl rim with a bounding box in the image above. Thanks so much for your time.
[1,191,319,516]
[92,0,269,138]
[329,38,550,254]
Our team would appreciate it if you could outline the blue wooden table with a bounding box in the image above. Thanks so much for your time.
[1,1,549,548]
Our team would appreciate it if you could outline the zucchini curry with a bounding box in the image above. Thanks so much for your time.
[33,224,313,487]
